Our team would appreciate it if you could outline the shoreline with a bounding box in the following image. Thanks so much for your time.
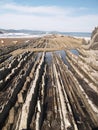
[0,34,83,49]
[0,32,91,39]
[73,36,90,41]
[0,35,91,42]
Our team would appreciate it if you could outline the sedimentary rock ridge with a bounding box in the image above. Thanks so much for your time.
[89,27,98,49]
[0,34,98,130]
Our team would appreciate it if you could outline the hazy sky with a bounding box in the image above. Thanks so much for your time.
[0,0,98,32]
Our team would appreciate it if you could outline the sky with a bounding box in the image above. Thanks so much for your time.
[0,0,98,32]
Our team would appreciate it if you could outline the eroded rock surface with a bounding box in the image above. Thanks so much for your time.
[90,27,98,49]
[0,34,98,130]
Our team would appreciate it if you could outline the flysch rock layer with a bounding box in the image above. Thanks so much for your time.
[0,28,98,130]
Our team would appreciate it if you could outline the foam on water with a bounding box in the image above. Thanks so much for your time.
[0,32,91,39]
[0,33,46,38]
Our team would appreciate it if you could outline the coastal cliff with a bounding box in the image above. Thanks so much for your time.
[90,27,98,49]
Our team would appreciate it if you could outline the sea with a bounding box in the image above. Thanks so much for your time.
[0,31,91,40]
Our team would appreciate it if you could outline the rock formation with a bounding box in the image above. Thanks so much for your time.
[89,27,98,49]
[0,31,3,34]
[0,34,98,130]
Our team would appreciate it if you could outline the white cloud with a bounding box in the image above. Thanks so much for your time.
[0,3,98,32]
[2,4,72,16]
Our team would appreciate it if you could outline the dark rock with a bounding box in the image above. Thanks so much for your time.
[0,31,3,34]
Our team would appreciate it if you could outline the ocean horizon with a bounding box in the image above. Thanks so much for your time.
[0,31,91,39]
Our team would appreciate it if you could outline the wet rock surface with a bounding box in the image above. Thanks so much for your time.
[0,34,98,130]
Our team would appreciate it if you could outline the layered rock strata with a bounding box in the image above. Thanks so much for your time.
[0,34,98,130]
